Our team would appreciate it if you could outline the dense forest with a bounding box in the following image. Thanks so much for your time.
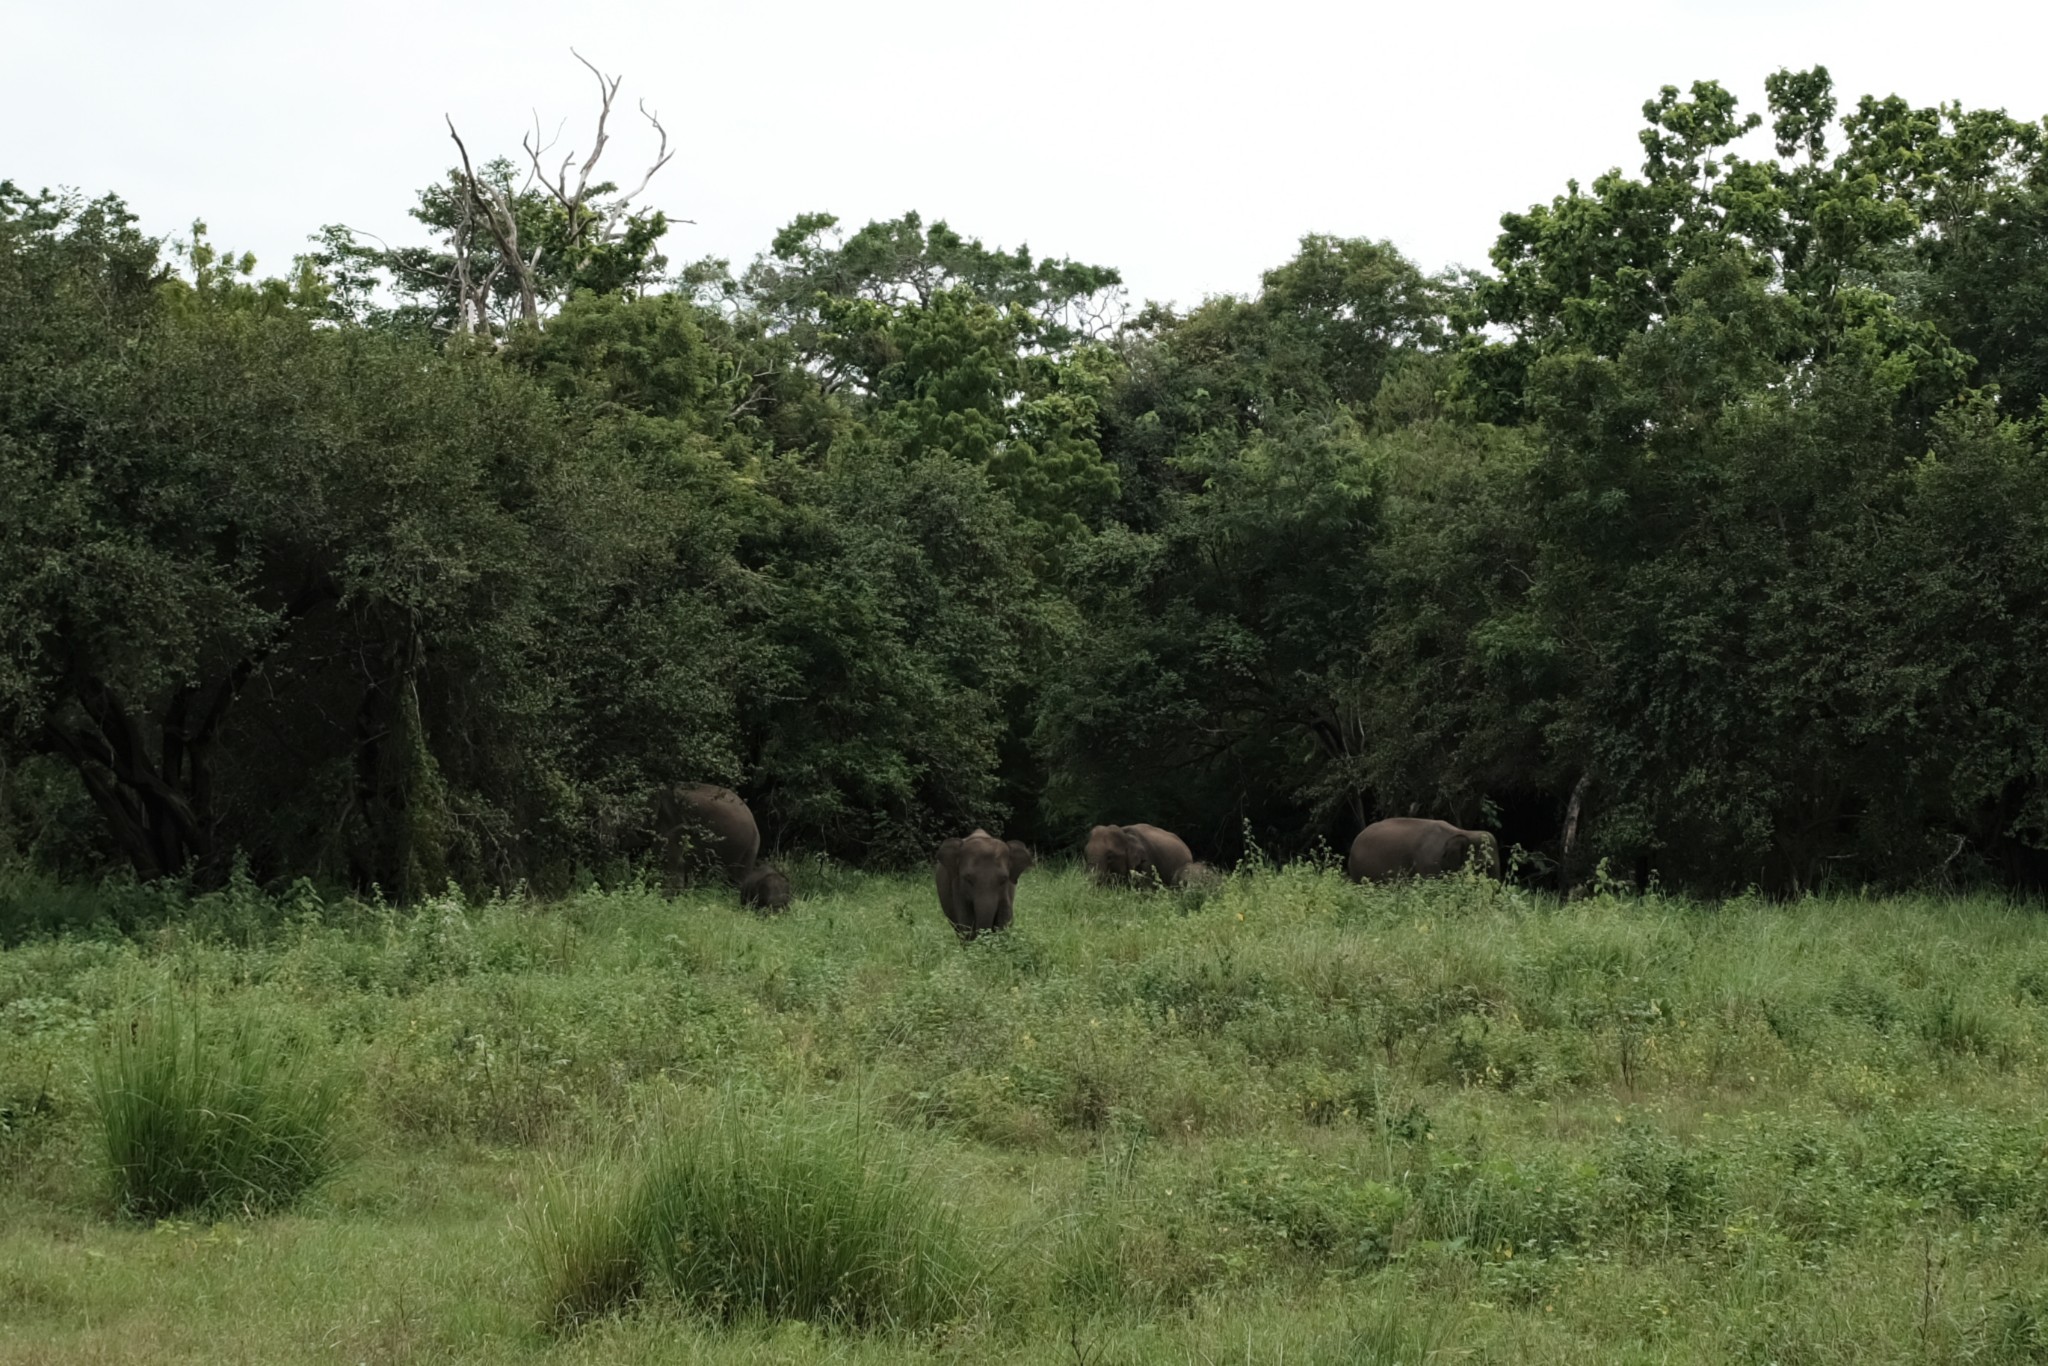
[4,66,2047,898]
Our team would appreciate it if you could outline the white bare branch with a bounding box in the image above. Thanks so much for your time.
[564,49,620,208]
[518,53,680,247]
[331,224,396,254]
[611,99,676,216]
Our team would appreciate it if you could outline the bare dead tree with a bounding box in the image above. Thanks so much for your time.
[445,116,539,326]
[440,172,505,336]
[443,50,679,331]
[524,52,678,258]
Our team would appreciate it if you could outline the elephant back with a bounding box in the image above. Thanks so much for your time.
[658,783,762,887]
[1125,824,1194,887]
[1347,817,1495,882]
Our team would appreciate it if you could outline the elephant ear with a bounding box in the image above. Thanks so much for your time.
[1449,832,1493,873]
[1005,841,1035,881]
[936,837,964,871]
[1474,831,1500,871]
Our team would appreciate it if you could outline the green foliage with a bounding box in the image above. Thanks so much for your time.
[735,210,1123,367]
[717,212,1124,553]
[89,999,346,1219]
[1039,409,1404,850]
[1204,1146,1409,1267]
[741,440,1045,861]
[0,188,751,893]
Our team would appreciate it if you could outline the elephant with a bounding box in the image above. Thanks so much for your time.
[934,829,1035,941]
[1346,818,1499,883]
[1084,823,1194,889]
[656,783,761,887]
[1174,860,1221,890]
[739,865,792,913]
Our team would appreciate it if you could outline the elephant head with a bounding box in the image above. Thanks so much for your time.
[740,865,792,913]
[1085,822,1195,889]
[935,829,1035,941]
[1084,824,1147,885]
[1460,830,1500,876]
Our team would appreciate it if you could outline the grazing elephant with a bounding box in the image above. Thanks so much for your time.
[657,783,761,886]
[1346,818,1499,883]
[934,829,1035,941]
[1085,823,1194,889]
[739,865,792,913]
[1175,861,1221,890]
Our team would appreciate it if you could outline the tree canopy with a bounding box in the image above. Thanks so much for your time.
[6,64,2048,897]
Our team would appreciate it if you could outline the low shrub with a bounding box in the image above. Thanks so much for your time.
[89,999,347,1219]
[1203,1146,1409,1269]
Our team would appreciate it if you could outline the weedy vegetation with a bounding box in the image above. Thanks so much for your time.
[7,864,2048,1362]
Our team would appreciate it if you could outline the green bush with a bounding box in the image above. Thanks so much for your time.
[89,1000,347,1219]
[1203,1146,1409,1269]
[529,1096,985,1331]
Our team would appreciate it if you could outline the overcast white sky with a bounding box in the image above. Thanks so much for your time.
[6,0,2044,309]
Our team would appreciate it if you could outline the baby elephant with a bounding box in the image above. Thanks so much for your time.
[1346,818,1499,882]
[935,829,1035,941]
[1085,823,1194,889]
[739,865,792,913]
[1174,861,1221,890]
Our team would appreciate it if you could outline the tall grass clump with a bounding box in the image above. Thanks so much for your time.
[89,1000,347,1219]
[529,1096,984,1332]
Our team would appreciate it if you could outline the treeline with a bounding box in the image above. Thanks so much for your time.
[4,67,2047,897]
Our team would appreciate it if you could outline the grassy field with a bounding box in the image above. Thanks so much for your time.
[8,860,2048,1363]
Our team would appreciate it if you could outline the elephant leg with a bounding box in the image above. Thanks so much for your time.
[945,897,977,941]
[951,899,980,942]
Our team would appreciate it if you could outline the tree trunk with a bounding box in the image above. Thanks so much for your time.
[40,583,333,885]
[1560,772,1591,897]
[43,682,209,882]
[347,618,430,896]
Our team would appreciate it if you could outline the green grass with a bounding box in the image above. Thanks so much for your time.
[88,998,348,1220]
[529,1092,985,1329]
[7,863,2048,1360]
